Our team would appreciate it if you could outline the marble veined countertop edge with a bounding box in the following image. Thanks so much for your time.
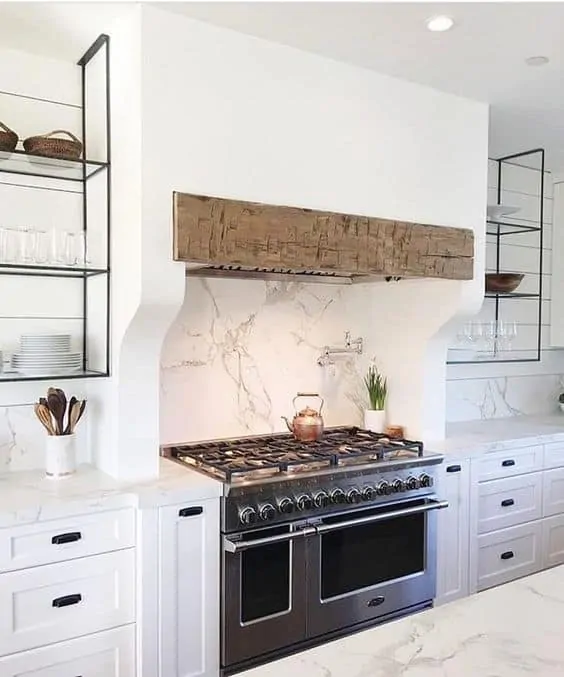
[241,565,564,677]
[427,413,564,459]
[0,457,221,528]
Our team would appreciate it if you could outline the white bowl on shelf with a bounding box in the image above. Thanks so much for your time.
[487,204,520,221]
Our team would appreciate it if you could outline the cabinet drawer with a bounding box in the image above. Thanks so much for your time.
[0,549,135,657]
[477,473,542,534]
[477,521,542,591]
[0,625,135,677]
[542,514,564,569]
[476,446,543,482]
[0,509,135,573]
[543,442,564,469]
[543,467,564,517]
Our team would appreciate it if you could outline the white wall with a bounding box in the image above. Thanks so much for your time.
[146,6,489,447]
[447,159,564,421]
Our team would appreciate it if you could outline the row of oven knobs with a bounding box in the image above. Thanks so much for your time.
[239,474,432,525]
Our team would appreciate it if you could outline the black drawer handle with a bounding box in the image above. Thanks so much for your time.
[446,465,461,473]
[500,551,514,561]
[52,593,82,608]
[367,596,385,607]
[502,459,516,467]
[178,506,203,518]
[51,532,82,545]
[501,499,515,507]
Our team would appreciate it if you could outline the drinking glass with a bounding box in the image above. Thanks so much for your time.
[18,228,36,263]
[34,230,49,264]
[64,232,78,266]
[2,228,21,263]
[50,230,69,265]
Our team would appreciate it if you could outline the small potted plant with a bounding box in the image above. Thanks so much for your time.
[364,364,387,433]
[559,393,564,413]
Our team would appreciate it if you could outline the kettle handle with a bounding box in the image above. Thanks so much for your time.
[293,392,324,414]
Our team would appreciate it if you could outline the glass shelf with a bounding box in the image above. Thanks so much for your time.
[0,149,108,182]
[0,264,109,278]
[486,220,541,236]
[485,291,540,299]
[0,369,108,383]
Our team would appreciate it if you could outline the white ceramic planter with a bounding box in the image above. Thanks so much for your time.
[364,409,386,433]
[45,434,76,479]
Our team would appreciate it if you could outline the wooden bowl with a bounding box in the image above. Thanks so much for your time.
[485,273,524,294]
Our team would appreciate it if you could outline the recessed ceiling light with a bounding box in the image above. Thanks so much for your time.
[426,15,455,32]
[525,55,549,67]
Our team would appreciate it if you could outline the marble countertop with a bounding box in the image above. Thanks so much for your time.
[427,413,564,459]
[0,457,221,528]
[242,565,564,677]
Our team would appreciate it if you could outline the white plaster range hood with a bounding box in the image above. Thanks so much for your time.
[173,192,474,285]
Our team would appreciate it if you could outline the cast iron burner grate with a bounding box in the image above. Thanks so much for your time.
[166,427,424,481]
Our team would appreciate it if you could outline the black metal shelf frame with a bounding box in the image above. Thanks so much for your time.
[449,147,545,365]
[0,35,111,381]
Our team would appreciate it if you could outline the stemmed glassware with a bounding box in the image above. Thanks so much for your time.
[457,319,518,356]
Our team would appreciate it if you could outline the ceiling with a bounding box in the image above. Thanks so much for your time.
[1,2,563,170]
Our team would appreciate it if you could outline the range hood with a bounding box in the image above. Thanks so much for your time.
[173,192,474,284]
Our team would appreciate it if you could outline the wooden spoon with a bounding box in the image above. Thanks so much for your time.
[70,399,86,433]
[47,390,65,435]
[64,396,77,435]
[34,403,56,435]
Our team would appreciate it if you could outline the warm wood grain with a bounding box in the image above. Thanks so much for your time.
[173,192,474,280]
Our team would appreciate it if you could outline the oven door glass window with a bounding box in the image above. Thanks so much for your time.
[240,526,291,623]
[320,502,425,600]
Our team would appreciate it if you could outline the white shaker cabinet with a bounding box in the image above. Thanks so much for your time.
[158,499,220,677]
[435,459,471,605]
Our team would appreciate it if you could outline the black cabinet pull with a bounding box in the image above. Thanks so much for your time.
[501,498,515,507]
[51,532,82,545]
[52,593,82,608]
[446,465,461,473]
[178,506,203,518]
[502,459,516,467]
[367,596,385,607]
[500,551,514,560]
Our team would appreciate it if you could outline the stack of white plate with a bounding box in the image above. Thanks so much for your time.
[12,334,82,375]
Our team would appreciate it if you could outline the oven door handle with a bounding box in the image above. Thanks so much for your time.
[315,499,449,534]
[224,526,317,554]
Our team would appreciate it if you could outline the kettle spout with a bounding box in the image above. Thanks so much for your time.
[281,416,293,432]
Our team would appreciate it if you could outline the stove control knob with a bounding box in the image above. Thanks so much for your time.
[361,485,375,501]
[239,506,258,526]
[419,473,432,488]
[296,494,313,511]
[406,476,419,491]
[330,488,346,505]
[259,503,277,521]
[392,479,405,493]
[346,487,362,504]
[313,490,330,508]
[277,497,295,515]
[376,481,390,496]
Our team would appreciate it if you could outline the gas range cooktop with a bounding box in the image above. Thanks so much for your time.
[163,427,425,482]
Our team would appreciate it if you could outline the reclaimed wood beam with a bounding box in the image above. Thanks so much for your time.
[173,192,474,281]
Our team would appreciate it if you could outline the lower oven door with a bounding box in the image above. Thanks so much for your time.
[222,523,312,670]
[307,496,448,638]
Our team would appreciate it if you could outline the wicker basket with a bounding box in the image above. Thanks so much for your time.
[0,121,18,153]
[23,130,83,160]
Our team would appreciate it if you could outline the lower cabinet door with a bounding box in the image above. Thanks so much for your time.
[542,514,564,569]
[0,625,135,677]
[477,521,542,591]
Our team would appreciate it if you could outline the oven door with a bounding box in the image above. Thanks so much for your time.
[222,523,312,669]
[307,496,448,638]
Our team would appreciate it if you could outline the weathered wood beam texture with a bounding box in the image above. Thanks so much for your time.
[173,192,474,280]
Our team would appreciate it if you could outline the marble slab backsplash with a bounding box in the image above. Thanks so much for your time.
[446,374,564,422]
[0,405,48,472]
[160,277,383,444]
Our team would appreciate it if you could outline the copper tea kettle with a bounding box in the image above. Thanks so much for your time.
[282,392,324,442]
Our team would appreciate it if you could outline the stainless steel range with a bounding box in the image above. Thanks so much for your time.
[163,427,447,674]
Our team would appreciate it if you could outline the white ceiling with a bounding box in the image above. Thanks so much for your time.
[1,2,563,170]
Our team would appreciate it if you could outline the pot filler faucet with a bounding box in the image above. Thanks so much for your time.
[317,331,363,367]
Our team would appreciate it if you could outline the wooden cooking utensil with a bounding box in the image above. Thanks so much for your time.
[47,390,65,435]
[72,399,86,432]
[64,396,78,435]
[34,403,56,435]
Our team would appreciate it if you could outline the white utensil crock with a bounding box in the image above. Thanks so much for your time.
[45,434,76,479]
[364,409,386,433]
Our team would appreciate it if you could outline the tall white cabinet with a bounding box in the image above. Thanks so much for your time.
[435,459,471,605]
